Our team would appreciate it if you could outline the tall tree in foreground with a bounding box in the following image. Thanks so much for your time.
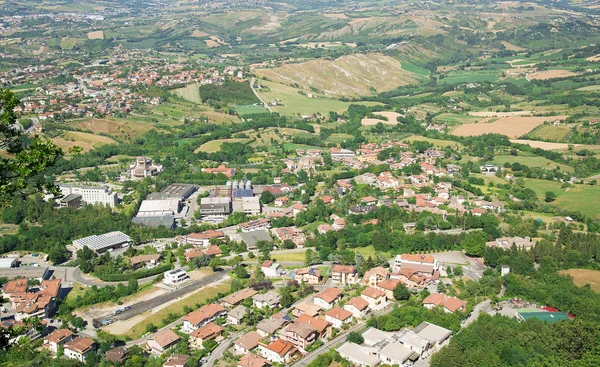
[0,89,63,202]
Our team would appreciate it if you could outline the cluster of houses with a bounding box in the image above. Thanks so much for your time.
[4,45,245,121]
[337,322,453,367]
[1,278,62,321]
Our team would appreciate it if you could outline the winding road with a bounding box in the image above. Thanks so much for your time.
[250,77,273,113]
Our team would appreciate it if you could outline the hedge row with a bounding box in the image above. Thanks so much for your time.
[97,263,173,282]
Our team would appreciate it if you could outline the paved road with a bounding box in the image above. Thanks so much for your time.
[100,269,230,322]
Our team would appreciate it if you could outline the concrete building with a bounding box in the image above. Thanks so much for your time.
[129,156,162,179]
[313,288,342,310]
[336,342,380,367]
[331,265,359,285]
[258,339,298,364]
[227,305,249,326]
[182,304,226,333]
[0,258,17,269]
[43,329,74,354]
[234,331,262,354]
[136,199,181,217]
[199,197,232,223]
[261,260,283,278]
[252,291,281,309]
[59,193,82,209]
[147,329,181,355]
[324,307,353,329]
[59,184,118,207]
[64,337,95,362]
[238,230,273,251]
[343,297,370,319]
[163,269,189,287]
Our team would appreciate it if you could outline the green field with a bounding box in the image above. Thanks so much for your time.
[255,80,381,116]
[440,72,499,84]
[195,138,250,153]
[531,125,571,142]
[403,134,464,149]
[524,179,600,219]
[235,104,268,115]
[494,155,574,173]
[173,83,201,103]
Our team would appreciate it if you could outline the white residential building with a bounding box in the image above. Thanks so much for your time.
[59,184,118,207]
[163,269,189,286]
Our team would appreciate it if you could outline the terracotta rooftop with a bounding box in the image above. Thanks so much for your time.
[315,287,343,303]
[345,297,369,311]
[150,329,181,348]
[361,287,387,299]
[183,304,225,326]
[65,337,95,354]
[265,338,297,357]
[45,328,73,344]
[295,314,331,334]
[238,353,267,367]
[325,307,353,321]
[331,264,355,274]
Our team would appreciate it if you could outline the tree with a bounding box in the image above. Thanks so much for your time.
[545,191,557,202]
[347,332,364,344]
[260,190,275,205]
[305,249,320,266]
[257,240,272,261]
[209,258,223,271]
[453,265,464,276]
[234,266,250,279]
[280,287,294,308]
[0,89,63,202]
[393,283,411,301]
[194,254,210,268]
[462,231,486,257]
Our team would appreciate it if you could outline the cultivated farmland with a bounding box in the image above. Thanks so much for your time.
[451,116,567,138]
[361,111,404,126]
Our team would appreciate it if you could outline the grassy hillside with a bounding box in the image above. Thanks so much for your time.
[255,53,424,97]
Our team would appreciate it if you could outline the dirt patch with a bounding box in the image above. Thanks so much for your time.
[205,40,220,48]
[74,118,154,139]
[559,269,600,293]
[323,13,349,19]
[501,41,525,51]
[361,111,404,126]
[87,30,104,40]
[451,116,567,138]
[191,30,209,38]
[586,54,600,62]
[297,41,356,49]
[510,139,587,150]
[528,70,578,80]
[469,111,532,117]
[52,131,117,153]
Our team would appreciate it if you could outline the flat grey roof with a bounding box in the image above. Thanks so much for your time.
[378,341,413,363]
[414,322,452,343]
[239,230,273,249]
[336,342,379,366]
[73,231,131,251]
